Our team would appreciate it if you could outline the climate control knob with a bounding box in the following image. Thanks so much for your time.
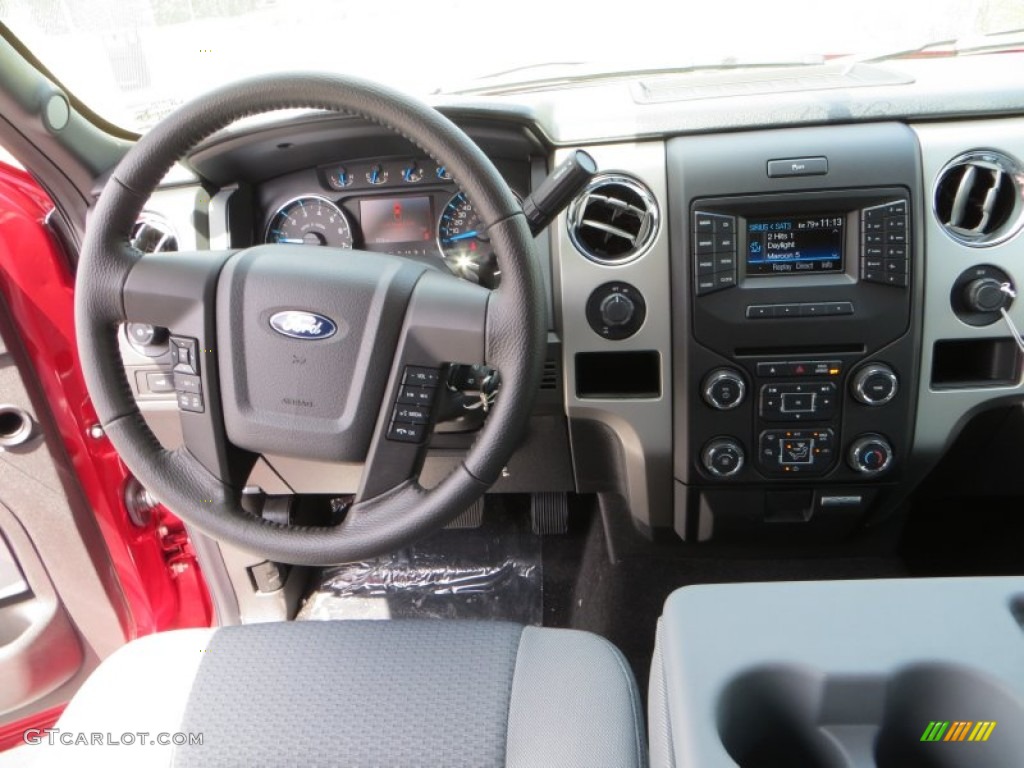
[848,434,893,475]
[702,438,745,477]
[702,368,746,410]
[851,363,898,406]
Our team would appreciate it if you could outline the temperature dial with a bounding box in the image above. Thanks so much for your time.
[366,164,388,185]
[848,434,893,475]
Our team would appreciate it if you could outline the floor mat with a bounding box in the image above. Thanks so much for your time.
[298,501,542,625]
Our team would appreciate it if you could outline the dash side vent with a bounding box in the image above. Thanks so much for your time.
[131,211,178,253]
[567,174,659,265]
[934,150,1024,247]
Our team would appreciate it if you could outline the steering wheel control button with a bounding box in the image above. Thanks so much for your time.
[139,371,174,394]
[848,434,893,475]
[758,428,836,476]
[585,282,647,340]
[176,391,204,414]
[397,386,434,406]
[693,212,738,296]
[387,422,426,443]
[170,336,199,375]
[393,405,429,424]
[760,382,838,422]
[403,366,440,386]
[861,200,910,288]
[701,438,745,478]
[851,363,898,405]
[173,373,202,395]
[702,368,746,410]
[388,365,441,442]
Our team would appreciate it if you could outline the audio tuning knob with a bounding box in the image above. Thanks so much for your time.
[851,363,898,406]
[702,368,746,410]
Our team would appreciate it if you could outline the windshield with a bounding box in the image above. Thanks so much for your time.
[1,0,1021,132]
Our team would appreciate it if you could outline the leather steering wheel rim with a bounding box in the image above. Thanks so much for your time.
[75,73,545,565]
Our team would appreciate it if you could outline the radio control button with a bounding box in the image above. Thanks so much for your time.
[715,272,737,289]
[703,368,746,410]
[773,304,800,318]
[799,303,827,317]
[823,302,854,315]
[851,364,898,405]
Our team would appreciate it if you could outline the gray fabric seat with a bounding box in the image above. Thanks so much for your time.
[32,620,646,768]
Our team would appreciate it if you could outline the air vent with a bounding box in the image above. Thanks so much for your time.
[567,174,659,265]
[131,211,178,253]
[934,150,1024,247]
[540,358,559,390]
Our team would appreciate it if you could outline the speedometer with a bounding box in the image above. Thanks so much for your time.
[265,196,353,248]
[437,192,499,286]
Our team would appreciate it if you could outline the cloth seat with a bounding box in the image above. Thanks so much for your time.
[27,620,646,768]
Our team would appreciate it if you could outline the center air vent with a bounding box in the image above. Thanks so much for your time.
[934,150,1024,247]
[567,174,659,265]
[131,211,178,253]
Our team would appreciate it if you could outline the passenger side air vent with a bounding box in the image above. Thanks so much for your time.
[567,175,659,265]
[130,212,178,253]
[934,150,1024,247]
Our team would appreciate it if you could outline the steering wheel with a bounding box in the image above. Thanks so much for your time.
[75,74,545,566]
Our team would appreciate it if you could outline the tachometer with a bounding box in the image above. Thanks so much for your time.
[265,196,353,248]
[437,192,499,286]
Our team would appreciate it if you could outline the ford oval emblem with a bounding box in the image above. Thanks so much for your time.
[269,310,337,341]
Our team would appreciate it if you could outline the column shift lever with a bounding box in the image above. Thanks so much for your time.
[522,150,598,235]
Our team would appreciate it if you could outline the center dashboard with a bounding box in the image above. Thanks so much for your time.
[131,92,1024,549]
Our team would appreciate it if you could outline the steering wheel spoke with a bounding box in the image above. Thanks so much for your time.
[123,250,256,487]
[357,269,489,500]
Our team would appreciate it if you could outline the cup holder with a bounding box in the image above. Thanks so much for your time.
[718,662,1023,768]
[718,665,853,768]
[875,663,1024,768]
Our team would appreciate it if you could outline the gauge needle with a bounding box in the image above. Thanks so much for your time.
[277,238,305,244]
[445,230,479,242]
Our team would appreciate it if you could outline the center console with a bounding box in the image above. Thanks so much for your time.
[669,123,922,542]
[649,577,1024,768]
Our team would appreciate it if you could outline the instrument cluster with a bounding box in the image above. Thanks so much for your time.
[262,157,504,287]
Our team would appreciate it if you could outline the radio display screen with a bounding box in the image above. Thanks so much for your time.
[745,214,844,275]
